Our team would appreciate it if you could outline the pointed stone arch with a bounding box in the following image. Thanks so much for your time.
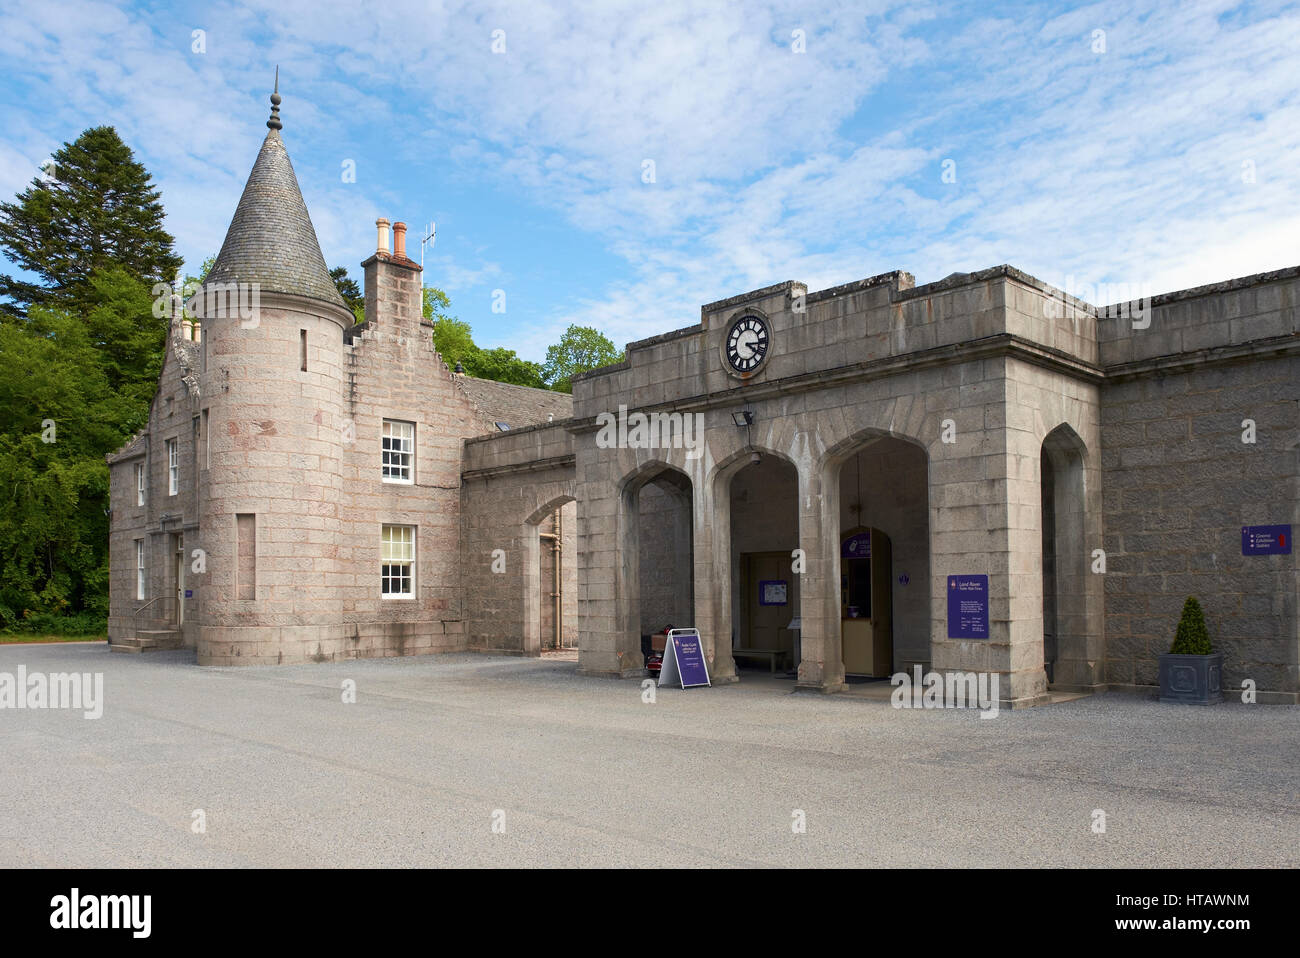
[580,459,698,678]
[1040,422,1100,689]
[707,445,803,683]
[523,484,579,656]
[814,428,933,684]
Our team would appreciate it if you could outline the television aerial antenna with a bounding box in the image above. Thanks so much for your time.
[420,221,436,271]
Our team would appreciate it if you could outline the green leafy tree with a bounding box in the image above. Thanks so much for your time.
[542,324,621,392]
[184,255,215,291]
[425,287,471,364]
[470,347,546,389]
[430,314,477,368]
[0,126,180,632]
[176,255,215,331]
[0,307,136,627]
[82,266,168,411]
[0,126,183,317]
[330,265,364,324]
[1170,596,1212,655]
[422,285,452,322]
[422,286,544,386]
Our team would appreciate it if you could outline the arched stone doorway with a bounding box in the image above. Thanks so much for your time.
[524,496,578,655]
[727,452,801,677]
[830,434,931,680]
[1041,424,1089,687]
[615,462,695,676]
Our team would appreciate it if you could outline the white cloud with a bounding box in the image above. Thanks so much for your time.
[2,0,1296,359]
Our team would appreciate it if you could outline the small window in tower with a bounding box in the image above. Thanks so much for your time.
[201,409,209,470]
[381,524,415,598]
[167,439,178,496]
[382,419,414,483]
[300,329,307,371]
[135,462,146,507]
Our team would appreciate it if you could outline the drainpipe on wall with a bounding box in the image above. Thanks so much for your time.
[539,510,563,650]
[554,508,563,649]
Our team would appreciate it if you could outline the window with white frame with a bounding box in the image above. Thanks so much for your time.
[381,525,415,598]
[135,539,146,600]
[167,439,178,495]
[135,462,146,507]
[382,420,414,483]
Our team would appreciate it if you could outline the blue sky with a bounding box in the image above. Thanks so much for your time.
[1,0,1297,361]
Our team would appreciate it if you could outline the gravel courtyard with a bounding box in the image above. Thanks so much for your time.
[2,641,1297,868]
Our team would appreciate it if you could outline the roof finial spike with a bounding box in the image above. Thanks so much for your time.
[267,66,283,131]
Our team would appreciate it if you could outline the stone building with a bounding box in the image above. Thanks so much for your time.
[109,88,1299,705]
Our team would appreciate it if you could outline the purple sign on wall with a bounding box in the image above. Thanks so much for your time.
[841,532,871,558]
[759,580,788,606]
[658,629,711,689]
[1242,525,1291,556]
[947,574,989,639]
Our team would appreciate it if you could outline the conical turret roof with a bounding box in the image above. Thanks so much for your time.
[206,97,346,312]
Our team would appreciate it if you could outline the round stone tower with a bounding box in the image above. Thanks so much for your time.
[195,78,354,665]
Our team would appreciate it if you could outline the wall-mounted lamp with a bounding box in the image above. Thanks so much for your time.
[733,407,758,462]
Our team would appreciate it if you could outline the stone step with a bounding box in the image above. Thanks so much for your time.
[111,630,183,654]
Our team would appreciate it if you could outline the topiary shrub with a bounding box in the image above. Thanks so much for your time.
[1170,596,1212,655]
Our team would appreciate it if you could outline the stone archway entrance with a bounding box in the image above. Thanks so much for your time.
[727,453,801,676]
[1041,425,1088,686]
[613,463,695,676]
[524,497,578,656]
[831,436,931,680]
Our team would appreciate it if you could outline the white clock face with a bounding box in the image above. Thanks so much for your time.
[726,315,769,372]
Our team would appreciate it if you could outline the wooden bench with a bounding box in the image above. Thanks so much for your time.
[730,648,787,674]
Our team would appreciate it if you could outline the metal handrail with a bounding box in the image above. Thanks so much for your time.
[132,595,165,619]
[131,595,174,628]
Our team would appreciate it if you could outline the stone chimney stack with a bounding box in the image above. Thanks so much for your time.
[362,215,423,329]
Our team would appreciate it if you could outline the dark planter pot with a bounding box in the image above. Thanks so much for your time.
[1158,651,1223,705]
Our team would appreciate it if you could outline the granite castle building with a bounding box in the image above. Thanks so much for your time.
[108,88,1299,706]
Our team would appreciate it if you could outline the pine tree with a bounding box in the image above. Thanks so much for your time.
[330,266,364,323]
[1170,596,1212,655]
[0,126,180,631]
[0,126,183,316]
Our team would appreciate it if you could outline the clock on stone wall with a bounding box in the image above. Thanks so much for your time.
[724,313,770,374]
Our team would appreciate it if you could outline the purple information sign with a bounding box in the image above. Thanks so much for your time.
[659,629,711,689]
[947,574,989,639]
[841,532,871,558]
[1242,525,1291,556]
